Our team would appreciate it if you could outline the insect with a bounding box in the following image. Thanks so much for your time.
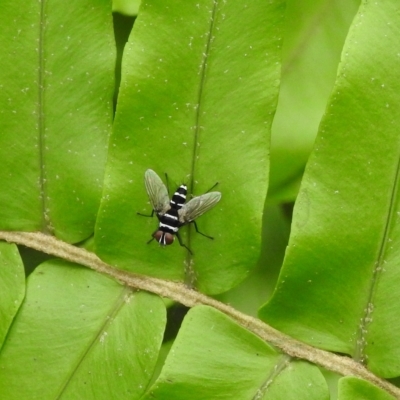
[138,169,221,254]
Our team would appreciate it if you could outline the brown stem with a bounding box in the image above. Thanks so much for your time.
[1,231,399,399]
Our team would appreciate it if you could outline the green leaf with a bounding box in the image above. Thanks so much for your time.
[260,0,400,378]
[268,0,359,204]
[0,243,25,347]
[113,0,141,15]
[95,0,284,294]
[263,361,329,400]
[338,377,396,400]
[0,260,166,399]
[143,306,328,399]
[0,0,115,242]
[216,205,291,316]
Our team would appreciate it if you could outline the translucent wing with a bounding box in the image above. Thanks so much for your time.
[144,169,170,215]
[178,192,221,223]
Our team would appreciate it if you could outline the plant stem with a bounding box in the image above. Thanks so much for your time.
[1,231,399,399]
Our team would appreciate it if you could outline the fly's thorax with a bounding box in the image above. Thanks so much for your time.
[158,207,181,233]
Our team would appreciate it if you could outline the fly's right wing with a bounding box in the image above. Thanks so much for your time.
[144,169,170,215]
[178,191,221,224]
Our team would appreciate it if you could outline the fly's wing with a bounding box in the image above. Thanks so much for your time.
[144,169,170,215]
[178,192,221,224]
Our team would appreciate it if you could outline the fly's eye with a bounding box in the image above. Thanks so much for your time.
[163,233,175,245]
[153,231,175,245]
[153,231,164,243]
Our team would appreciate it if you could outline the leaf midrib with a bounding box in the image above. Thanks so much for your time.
[38,0,48,234]
[354,153,400,362]
[55,286,134,398]
[185,0,219,282]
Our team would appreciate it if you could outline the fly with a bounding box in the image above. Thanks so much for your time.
[138,169,221,254]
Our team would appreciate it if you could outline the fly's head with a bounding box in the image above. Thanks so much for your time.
[153,230,175,246]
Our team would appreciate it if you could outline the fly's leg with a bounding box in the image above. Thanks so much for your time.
[137,209,155,218]
[137,210,156,243]
[192,220,214,240]
[188,182,219,199]
[204,182,219,193]
[176,232,193,255]
[165,173,171,197]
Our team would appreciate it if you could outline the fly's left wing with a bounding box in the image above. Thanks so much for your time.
[178,192,221,224]
[144,169,170,215]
